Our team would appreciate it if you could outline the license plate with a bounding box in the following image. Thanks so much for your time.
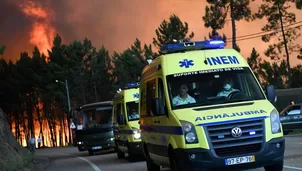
[225,155,255,166]
[92,146,102,150]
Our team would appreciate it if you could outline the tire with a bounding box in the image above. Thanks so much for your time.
[264,161,284,171]
[144,144,160,171]
[169,149,182,171]
[127,144,137,162]
[116,146,125,159]
[88,150,93,156]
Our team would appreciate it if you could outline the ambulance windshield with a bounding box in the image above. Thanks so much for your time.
[126,101,139,121]
[166,67,265,109]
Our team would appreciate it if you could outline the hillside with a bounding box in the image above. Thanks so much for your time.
[0,108,33,171]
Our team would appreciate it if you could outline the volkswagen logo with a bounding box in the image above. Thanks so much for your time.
[231,127,242,138]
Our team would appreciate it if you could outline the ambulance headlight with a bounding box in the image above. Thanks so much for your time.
[182,122,192,132]
[134,133,141,139]
[270,109,281,134]
[186,132,197,143]
[132,127,141,139]
[180,120,198,144]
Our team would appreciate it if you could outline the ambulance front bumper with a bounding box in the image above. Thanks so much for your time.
[174,137,285,171]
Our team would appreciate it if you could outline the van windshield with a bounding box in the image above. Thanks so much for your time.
[80,106,113,129]
[166,67,265,110]
[126,101,139,121]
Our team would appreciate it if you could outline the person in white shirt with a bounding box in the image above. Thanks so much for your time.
[28,136,35,153]
[37,137,42,148]
[172,84,196,106]
[217,79,239,97]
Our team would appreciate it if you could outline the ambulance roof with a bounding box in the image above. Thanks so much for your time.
[113,83,140,103]
[141,40,249,78]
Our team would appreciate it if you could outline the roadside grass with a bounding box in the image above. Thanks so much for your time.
[0,147,34,171]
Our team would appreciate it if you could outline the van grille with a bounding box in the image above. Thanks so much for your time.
[205,119,265,157]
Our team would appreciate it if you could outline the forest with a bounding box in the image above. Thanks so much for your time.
[1,0,302,147]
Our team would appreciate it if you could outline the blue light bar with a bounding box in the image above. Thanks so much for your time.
[125,82,139,89]
[249,131,256,135]
[218,135,225,139]
[160,40,225,54]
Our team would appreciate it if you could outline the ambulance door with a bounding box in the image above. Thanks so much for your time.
[145,79,159,160]
[152,78,170,162]
[116,103,127,151]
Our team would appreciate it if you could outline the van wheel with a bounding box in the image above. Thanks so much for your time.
[264,161,284,171]
[144,144,160,171]
[169,148,182,171]
[116,148,125,159]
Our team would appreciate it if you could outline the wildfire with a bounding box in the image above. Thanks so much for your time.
[19,1,56,57]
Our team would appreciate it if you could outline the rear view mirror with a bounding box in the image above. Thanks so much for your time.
[266,85,276,103]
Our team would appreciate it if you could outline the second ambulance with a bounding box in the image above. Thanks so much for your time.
[112,83,144,161]
[138,40,284,171]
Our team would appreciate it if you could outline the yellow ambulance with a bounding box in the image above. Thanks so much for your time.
[138,40,284,171]
[112,83,144,161]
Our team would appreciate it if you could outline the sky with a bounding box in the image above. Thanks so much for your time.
[1,0,302,66]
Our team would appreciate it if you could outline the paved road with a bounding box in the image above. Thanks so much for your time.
[33,134,302,171]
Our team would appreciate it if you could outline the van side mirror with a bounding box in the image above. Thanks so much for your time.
[152,98,166,116]
[266,85,276,103]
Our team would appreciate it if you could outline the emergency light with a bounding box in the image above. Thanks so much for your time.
[124,82,139,89]
[160,40,225,54]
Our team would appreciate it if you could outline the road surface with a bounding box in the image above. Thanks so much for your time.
[33,134,302,171]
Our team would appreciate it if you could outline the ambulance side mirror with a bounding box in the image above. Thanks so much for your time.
[266,85,276,103]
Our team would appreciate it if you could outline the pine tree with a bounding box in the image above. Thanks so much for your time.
[247,48,262,80]
[153,14,194,50]
[202,0,254,50]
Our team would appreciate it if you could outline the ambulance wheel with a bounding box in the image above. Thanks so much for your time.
[264,161,284,171]
[169,147,182,171]
[127,144,136,162]
[144,144,160,171]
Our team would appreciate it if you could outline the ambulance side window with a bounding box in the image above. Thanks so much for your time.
[140,87,146,116]
[158,78,166,110]
[113,105,117,124]
[116,103,126,125]
[146,79,156,117]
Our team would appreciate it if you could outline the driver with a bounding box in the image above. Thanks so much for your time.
[217,78,239,97]
[172,84,196,106]
[129,108,139,120]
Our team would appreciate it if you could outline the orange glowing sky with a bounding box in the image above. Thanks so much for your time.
[1,0,302,66]
[19,1,55,57]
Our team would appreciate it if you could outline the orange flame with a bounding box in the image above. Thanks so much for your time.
[20,1,56,58]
